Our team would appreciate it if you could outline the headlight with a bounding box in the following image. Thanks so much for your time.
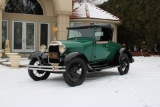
[40,45,46,52]
[59,45,66,54]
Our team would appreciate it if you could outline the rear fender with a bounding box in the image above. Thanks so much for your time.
[28,51,48,64]
[119,48,134,63]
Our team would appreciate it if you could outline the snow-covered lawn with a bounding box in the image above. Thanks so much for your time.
[0,56,160,107]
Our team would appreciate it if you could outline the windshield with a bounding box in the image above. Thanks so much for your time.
[68,28,94,39]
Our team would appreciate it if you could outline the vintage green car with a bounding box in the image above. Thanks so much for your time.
[28,25,134,86]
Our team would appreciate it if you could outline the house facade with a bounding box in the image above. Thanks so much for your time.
[0,0,120,53]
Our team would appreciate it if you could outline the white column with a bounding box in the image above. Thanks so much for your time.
[56,12,71,40]
[111,24,118,42]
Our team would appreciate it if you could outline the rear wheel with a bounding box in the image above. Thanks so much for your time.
[63,58,87,86]
[28,59,50,81]
[118,53,130,75]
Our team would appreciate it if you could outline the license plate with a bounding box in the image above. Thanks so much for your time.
[49,53,59,59]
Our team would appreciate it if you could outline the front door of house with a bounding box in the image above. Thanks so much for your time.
[13,21,35,52]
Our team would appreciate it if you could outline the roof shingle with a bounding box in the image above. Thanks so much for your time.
[70,2,120,21]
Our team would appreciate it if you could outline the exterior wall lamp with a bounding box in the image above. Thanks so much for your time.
[53,24,58,32]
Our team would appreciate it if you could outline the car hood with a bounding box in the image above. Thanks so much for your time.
[60,40,84,48]
[50,40,93,55]
[56,40,85,54]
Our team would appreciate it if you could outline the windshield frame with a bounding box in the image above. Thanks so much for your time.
[67,27,95,39]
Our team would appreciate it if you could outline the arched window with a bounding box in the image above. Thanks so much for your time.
[5,0,43,15]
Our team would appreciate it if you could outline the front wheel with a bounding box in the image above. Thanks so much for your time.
[118,53,130,75]
[28,58,50,81]
[63,58,87,87]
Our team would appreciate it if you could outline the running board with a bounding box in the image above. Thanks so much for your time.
[93,65,120,70]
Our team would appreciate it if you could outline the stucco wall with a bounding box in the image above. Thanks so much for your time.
[40,0,55,16]
[52,0,72,15]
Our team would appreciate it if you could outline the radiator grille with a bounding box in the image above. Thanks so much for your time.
[48,45,60,63]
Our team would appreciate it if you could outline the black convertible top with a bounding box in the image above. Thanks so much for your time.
[67,24,114,31]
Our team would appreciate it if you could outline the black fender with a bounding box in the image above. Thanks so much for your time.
[119,48,134,63]
[28,51,48,65]
[63,52,88,64]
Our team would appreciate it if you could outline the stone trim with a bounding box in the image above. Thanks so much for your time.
[70,19,121,25]
[0,0,6,10]
[56,11,72,16]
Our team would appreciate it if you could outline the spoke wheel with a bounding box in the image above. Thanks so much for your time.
[63,58,87,86]
[118,53,130,75]
[28,59,50,81]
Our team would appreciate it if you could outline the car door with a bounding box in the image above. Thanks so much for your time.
[94,42,109,61]
[94,41,120,61]
[93,27,118,61]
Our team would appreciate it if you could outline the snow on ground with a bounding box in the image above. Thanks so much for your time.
[0,56,160,107]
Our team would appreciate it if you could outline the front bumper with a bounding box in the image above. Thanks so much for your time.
[28,65,66,73]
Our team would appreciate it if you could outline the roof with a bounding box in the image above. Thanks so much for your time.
[67,25,114,31]
[70,2,120,21]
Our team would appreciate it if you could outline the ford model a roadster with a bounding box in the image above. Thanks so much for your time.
[28,25,134,86]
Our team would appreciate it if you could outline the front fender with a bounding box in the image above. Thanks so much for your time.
[28,51,48,64]
[63,52,88,64]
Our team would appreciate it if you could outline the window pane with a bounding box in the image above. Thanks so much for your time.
[2,21,8,49]
[26,23,34,49]
[14,22,22,49]
[40,24,48,47]
[68,28,94,39]
[5,0,43,15]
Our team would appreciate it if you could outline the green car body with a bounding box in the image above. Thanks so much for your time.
[60,25,123,62]
[60,38,122,61]
[28,25,134,86]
